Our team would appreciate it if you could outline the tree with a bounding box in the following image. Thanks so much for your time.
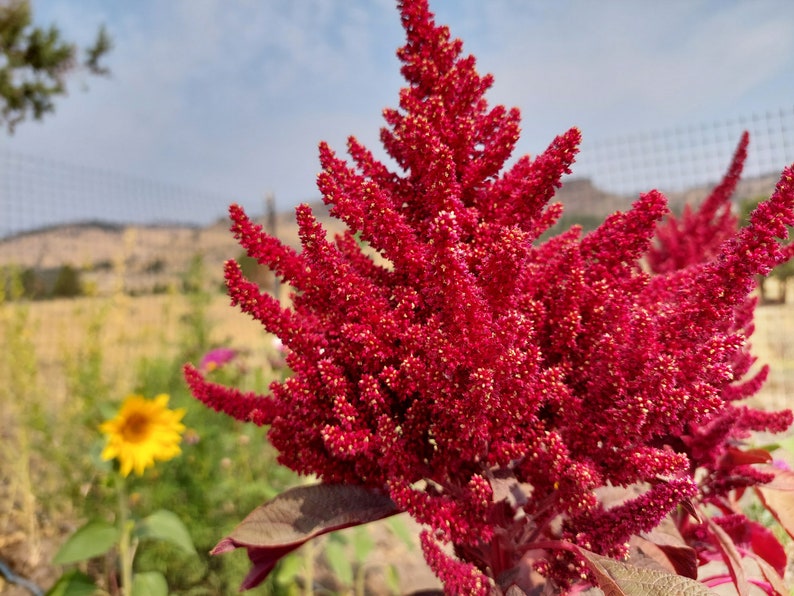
[0,0,111,133]
[51,264,82,297]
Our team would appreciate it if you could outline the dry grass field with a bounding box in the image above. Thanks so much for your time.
[20,292,276,399]
[1,289,445,594]
[0,203,346,296]
[12,289,791,410]
[16,291,794,405]
[745,301,794,412]
[0,290,287,594]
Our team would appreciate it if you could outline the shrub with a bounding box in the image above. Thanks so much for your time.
[51,264,83,298]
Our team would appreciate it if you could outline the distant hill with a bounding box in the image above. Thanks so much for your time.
[0,173,781,297]
[0,202,345,295]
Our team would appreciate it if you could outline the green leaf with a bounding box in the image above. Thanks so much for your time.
[131,571,168,596]
[53,519,119,565]
[273,553,303,586]
[352,526,375,562]
[773,434,794,455]
[135,509,197,554]
[328,532,349,546]
[384,564,401,595]
[386,516,415,550]
[577,548,716,595]
[324,539,354,586]
[45,570,96,596]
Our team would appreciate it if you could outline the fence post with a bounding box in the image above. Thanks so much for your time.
[265,192,280,301]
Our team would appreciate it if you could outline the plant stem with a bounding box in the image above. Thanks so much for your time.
[354,562,366,596]
[303,539,315,596]
[116,473,133,595]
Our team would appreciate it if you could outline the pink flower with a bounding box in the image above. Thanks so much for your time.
[199,348,237,373]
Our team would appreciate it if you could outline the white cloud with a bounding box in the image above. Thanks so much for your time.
[454,1,794,141]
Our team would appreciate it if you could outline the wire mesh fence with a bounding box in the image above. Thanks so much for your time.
[0,105,793,399]
[575,107,793,196]
[0,150,238,240]
[560,105,794,218]
[1,104,792,240]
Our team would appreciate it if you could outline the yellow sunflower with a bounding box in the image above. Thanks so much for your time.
[100,394,186,477]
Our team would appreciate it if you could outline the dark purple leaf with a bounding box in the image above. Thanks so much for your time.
[756,467,794,491]
[756,483,794,541]
[753,553,789,596]
[212,483,400,590]
[746,519,787,576]
[723,447,772,467]
[703,516,750,596]
[638,516,698,579]
[630,536,697,579]
[627,537,679,573]
[575,547,715,595]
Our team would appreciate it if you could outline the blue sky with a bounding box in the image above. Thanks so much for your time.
[5,0,794,229]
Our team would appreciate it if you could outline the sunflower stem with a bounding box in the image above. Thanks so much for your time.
[116,472,134,595]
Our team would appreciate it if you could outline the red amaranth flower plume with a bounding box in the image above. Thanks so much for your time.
[185,1,794,593]
[646,132,794,591]
[648,131,748,274]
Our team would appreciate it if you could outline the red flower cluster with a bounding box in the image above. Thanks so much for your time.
[648,132,794,591]
[185,1,794,593]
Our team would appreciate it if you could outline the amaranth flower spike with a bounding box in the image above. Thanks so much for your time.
[185,1,794,593]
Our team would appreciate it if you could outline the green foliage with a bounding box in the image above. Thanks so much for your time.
[123,325,311,594]
[0,269,43,418]
[52,519,119,565]
[236,250,271,288]
[0,0,112,132]
[129,389,299,593]
[144,258,166,274]
[19,266,46,298]
[46,570,96,596]
[325,534,355,587]
[3,261,331,594]
[131,571,168,596]
[51,264,84,297]
[52,502,197,594]
[0,265,45,554]
[179,253,214,361]
[129,283,302,593]
[64,301,110,414]
[1,264,87,300]
[1,264,36,299]
[92,259,114,271]
[320,525,408,594]
[135,509,198,555]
